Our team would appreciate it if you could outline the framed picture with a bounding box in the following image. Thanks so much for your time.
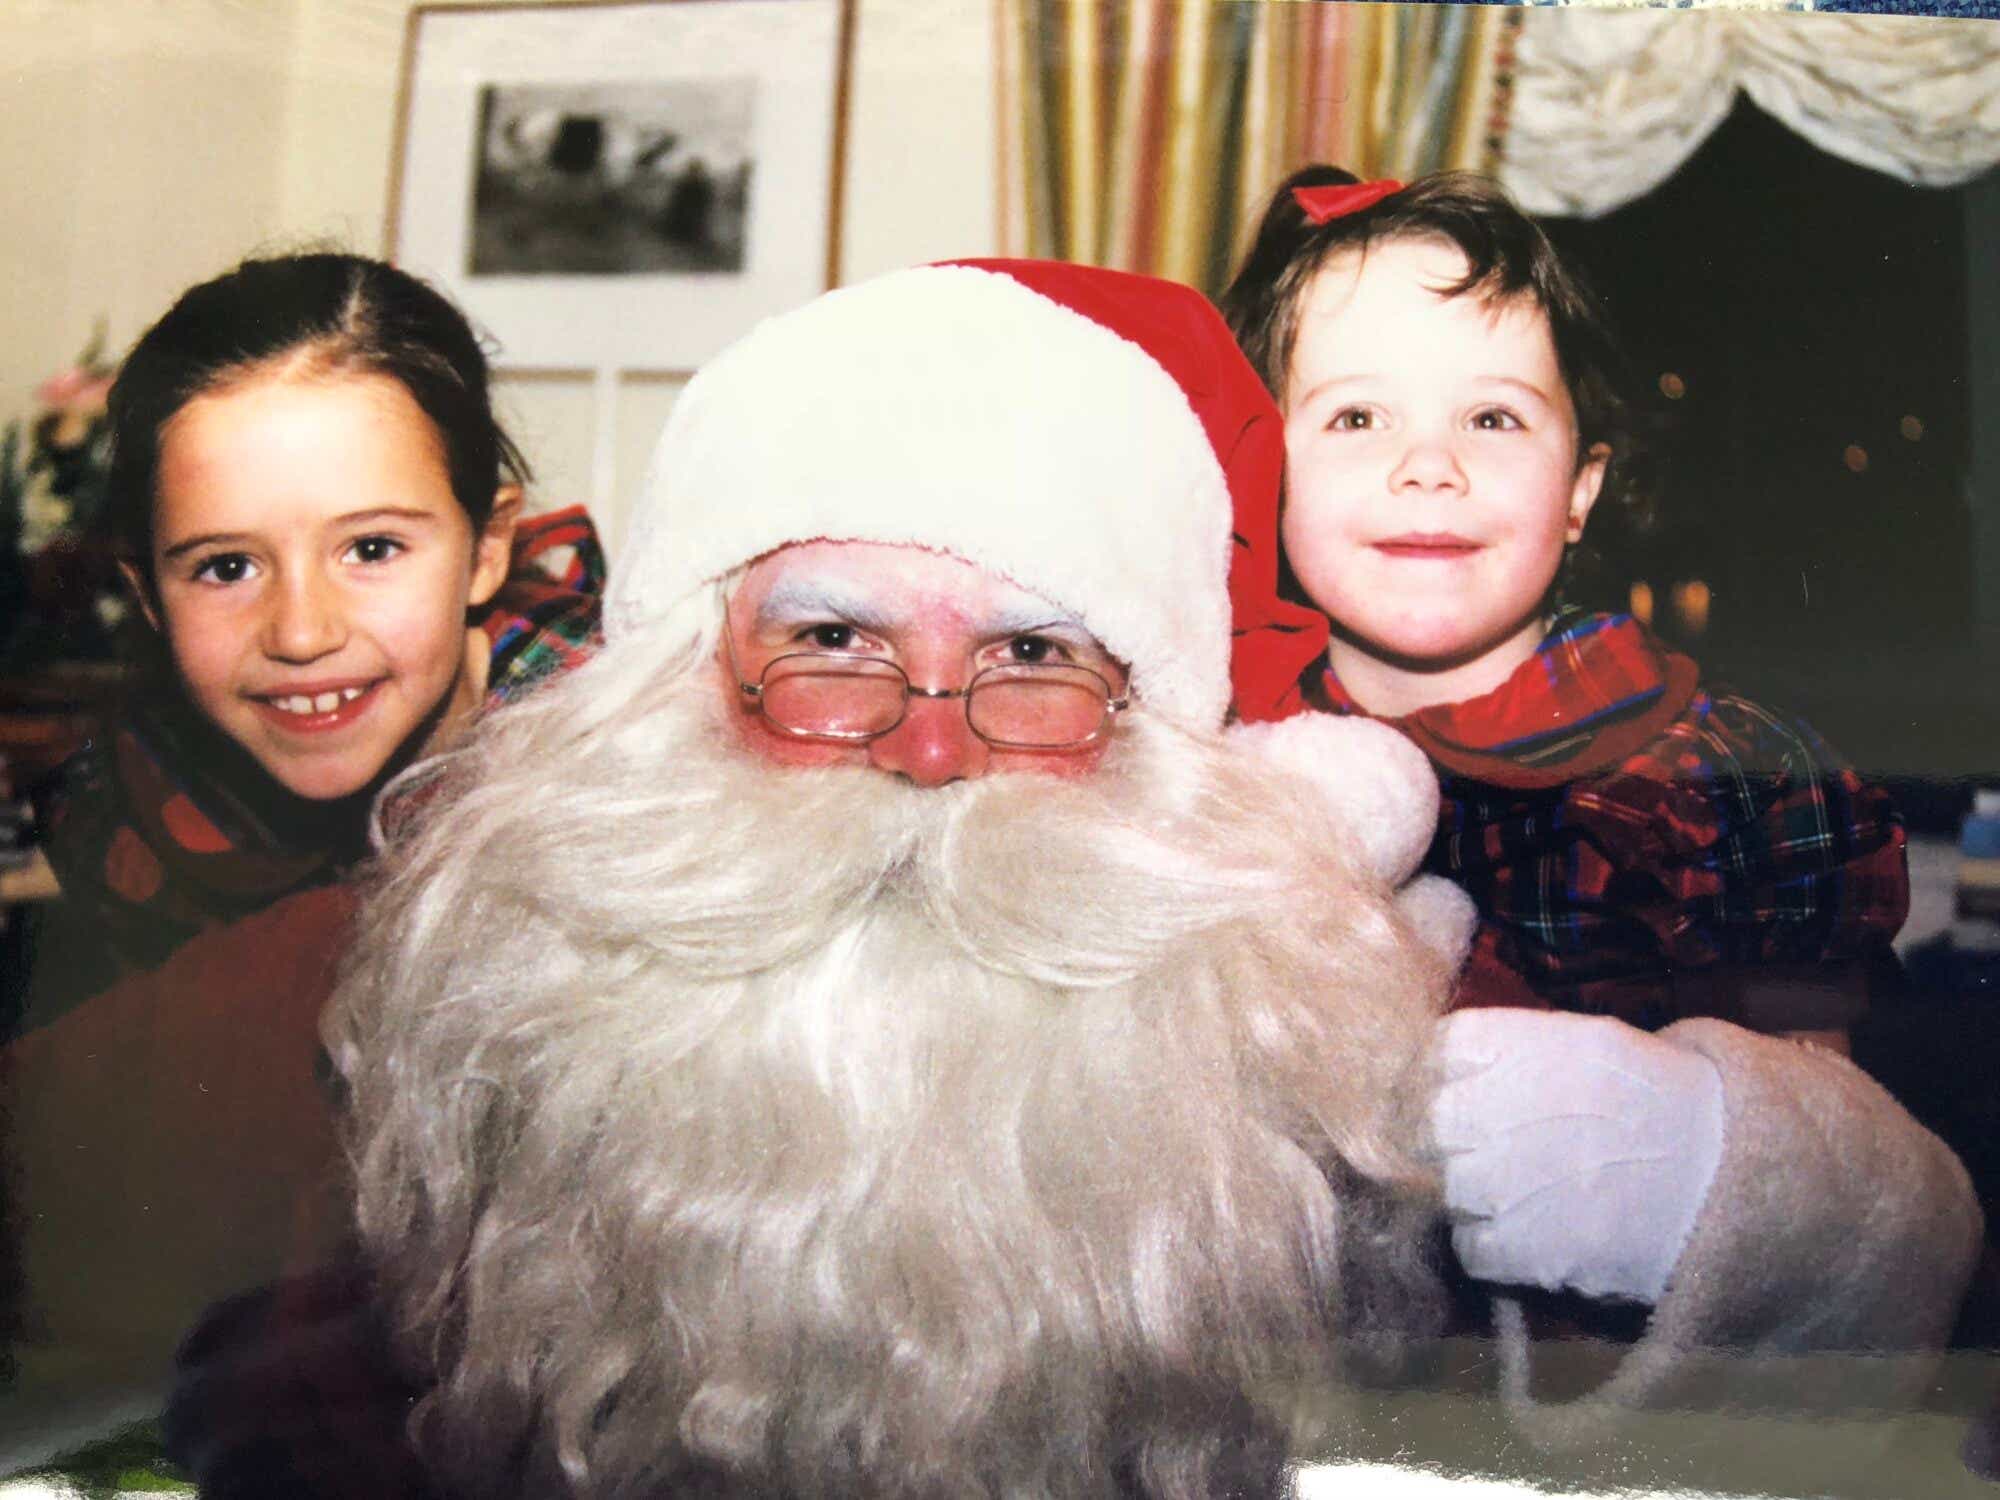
[389,0,856,374]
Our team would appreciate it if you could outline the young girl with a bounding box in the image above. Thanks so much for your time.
[18,252,603,1029]
[1220,167,1907,1035]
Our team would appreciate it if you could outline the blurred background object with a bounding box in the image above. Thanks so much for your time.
[1960,788,2000,923]
[0,332,126,674]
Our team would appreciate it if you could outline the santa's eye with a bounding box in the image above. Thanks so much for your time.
[803,623,859,651]
[1005,634,1068,665]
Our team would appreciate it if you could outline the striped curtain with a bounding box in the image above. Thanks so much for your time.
[996,0,1523,296]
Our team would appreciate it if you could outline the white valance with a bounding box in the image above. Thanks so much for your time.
[1499,9,2000,219]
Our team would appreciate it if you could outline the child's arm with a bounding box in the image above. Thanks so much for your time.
[1658,693,1907,1035]
[1450,692,1907,1034]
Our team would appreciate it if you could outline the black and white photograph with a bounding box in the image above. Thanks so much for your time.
[469,79,756,277]
[390,0,851,372]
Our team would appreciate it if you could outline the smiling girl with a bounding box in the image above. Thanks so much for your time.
[1220,168,1907,1034]
[21,253,602,1024]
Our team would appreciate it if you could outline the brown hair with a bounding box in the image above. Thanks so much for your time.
[1219,166,1655,600]
[106,253,529,588]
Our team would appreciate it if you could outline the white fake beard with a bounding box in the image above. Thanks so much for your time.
[329,643,1450,1500]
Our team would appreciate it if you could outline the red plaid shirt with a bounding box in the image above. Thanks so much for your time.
[1318,613,1909,1029]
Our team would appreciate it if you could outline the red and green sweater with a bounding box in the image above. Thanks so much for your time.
[1315,611,1909,1029]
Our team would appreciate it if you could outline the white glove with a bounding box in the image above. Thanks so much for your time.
[1430,1008,1727,1305]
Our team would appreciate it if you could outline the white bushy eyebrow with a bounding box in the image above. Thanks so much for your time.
[751,578,899,635]
[978,604,1097,643]
[751,577,1105,652]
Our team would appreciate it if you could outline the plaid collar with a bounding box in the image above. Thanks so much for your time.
[1319,612,1704,789]
[478,505,605,703]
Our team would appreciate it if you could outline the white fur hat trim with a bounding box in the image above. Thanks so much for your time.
[606,265,1234,730]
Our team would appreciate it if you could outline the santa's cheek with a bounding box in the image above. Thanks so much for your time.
[731,708,868,771]
[988,741,1110,780]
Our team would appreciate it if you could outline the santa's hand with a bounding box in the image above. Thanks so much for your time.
[1430,1008,1726,1305]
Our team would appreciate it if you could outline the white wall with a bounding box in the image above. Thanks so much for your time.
[1,0,1000,550]
[2,0,301,413]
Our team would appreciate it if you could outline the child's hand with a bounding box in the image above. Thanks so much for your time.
[1429,1008,1726,1304]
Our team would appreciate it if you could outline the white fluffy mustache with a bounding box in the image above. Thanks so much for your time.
[329,637,1450,1500]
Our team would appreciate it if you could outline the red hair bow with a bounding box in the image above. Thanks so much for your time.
[1291,179,1404,224]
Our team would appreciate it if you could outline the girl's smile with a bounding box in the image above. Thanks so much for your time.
[139,371,515,801]
[1372,531,1483,560]
[1281,237,1607,717]
[248,678,380,730]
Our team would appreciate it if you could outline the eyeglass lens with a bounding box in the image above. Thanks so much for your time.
[965,665,1110,746]
[762,657,906,737]
[758,656,1111,747]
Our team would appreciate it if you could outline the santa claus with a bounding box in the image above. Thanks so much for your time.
[324,262,1978,1500]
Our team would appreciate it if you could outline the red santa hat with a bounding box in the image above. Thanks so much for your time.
[605,258,1328,728]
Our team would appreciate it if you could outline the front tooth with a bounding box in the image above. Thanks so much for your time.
[281,695,313,715]
[313,692,341,713]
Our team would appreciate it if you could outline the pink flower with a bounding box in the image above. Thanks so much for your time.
[35,365,114,414]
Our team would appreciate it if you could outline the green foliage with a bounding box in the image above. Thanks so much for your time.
[8,1420,195,1497]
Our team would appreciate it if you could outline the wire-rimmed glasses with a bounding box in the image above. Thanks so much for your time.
[736,652,1129,750]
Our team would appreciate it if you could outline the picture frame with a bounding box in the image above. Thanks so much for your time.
[388,0,856,375]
